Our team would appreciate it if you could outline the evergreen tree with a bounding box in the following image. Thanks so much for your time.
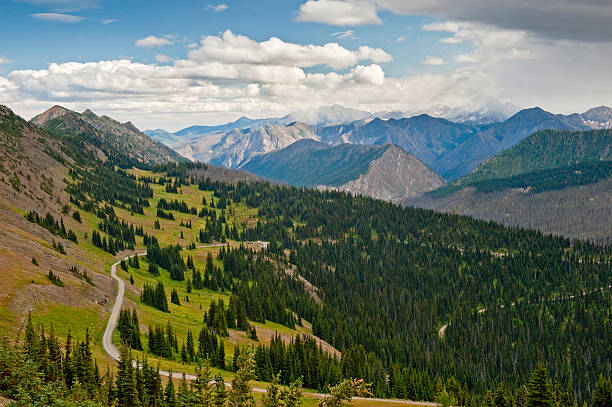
[171,289,181,306]
[527,365,554,407]
[229,350,256,407]
[213,373,228,407]
[165,371,177,407]
[227,295,237,329]
[319,379,371,407]
[186,330,195,362]
[64,330,74,388]
[116,346,139,407]
[131,309,142,350]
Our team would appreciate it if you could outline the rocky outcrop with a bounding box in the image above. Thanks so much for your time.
[323,145,445,202]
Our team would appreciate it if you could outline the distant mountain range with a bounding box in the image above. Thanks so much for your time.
[240,139,445,202]
[144,102,519,143]
[409,128,612,244]
[164,105,612,181]
[173,121,318,168]
[145,105,373,142]
[32,105,186,168]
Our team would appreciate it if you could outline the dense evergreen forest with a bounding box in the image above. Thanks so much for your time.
[1,319,611,406]
[0,317,311,406]
[167,168,610,404]
[430,160,612,197]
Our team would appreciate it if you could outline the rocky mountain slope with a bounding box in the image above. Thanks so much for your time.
[32,106,187,168]
[147,105,372,143]
[0,105,115,341]
[581,106,612,129]
[409,128,612,244]
[173,121,318,167]
[241,139,445,202]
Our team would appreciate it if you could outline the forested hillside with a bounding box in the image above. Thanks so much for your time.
[457,129,612,185]
[190,177,610,402]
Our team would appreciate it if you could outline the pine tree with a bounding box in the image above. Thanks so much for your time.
[217,340,226,370]
[64,329,74,388]
[165,372,177,407]
[177,372,196,406]
[116,346,139,407]
[319,379,371,407]
[227,295,237,329]
[131,309,142,350]
[482,390,496,407]
[213,373,228,407]
[527,365,554,407]
[171,288,181,306]
[186,330,195,362]
[262,373,283,407]
[237,300,249,331]
[229,349,256,407]
[24,314,37,359]
[181,343,188,363]
[47,325,62,381]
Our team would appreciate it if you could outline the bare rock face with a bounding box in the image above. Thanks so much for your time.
[331,146,445,202]
[173,122,319,168]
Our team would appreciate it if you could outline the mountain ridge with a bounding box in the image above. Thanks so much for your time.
[32,105,187,168]
[240,139,445,202]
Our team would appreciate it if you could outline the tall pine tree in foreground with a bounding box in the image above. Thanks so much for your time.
[527,365,554,407]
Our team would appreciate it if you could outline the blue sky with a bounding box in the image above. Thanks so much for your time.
[0,1,467,74]
[1,0,611,130]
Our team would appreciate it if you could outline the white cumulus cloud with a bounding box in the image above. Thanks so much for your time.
[188,30,391,70]
[348,64,385,85]
[135,35,175,48]
[297,0,382,26]
[155,54,171,63]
